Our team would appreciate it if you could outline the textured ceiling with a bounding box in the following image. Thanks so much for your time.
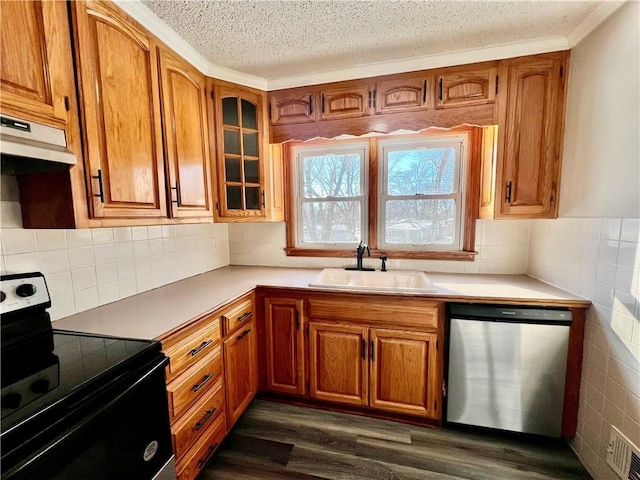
[142,0,600,81]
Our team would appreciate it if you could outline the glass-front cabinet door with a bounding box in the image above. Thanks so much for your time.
[213,82,266,220]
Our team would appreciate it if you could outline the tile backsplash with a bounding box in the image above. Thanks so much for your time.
[529,217,639,479]
[0,182,230,320]
[228,219,531,274]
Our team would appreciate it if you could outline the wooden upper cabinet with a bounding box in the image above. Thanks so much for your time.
[0,1,72,127]
[224,319,258,429]
[159,48,213,218]
[319,85,371,120]
[496,52,567,218]
[72,0,166,219]
[270,91,316,125]
[436,64,498,109]
[369,328,439,418]
[308,322,368,406]
[264,297,305,396]
[212,81,267,220]
[374,76,431,114]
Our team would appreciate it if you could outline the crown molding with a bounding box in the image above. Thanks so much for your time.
[113,0,268,90]
[567,1,627,47]
[114,0,623,93]
[265,37,570,90]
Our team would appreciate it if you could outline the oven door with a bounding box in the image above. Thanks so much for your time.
[3,356,176,480]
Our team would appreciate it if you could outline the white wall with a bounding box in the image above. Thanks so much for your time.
[529,3,640,479]
[0,175,230,320]
[559,0,640,218]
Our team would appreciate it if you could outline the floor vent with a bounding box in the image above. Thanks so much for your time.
[607,426,640,480]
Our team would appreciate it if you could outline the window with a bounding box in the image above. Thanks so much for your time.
[284,129,478,260]
[293,142,369,249]
[378,136,466,251]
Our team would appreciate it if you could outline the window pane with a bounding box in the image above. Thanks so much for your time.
[246,187,260,210]
[223,129,241,155]
[302,154,361,198]
[222,97,239,126]
[226,186,242,209]
[244,159,259,184]
[241,99,257,129]
[387,148,456,195]
[301,201,361,243]
[385,199,456,245]
[243,132,258,157]
[225,157,241,183]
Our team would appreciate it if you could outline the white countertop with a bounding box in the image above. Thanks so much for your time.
[53,266,590,340]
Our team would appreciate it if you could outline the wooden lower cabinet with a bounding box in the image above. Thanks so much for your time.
[264,297,305,395]
[176,412,226,480]
[224,318,258,429]
[308,322,369,406]
[370,328,439,417]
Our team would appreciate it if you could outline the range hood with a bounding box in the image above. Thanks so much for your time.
[0,115,76,166]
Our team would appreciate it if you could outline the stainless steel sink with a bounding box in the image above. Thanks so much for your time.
[309,268,437,293]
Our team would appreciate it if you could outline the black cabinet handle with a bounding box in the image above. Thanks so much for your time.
[236,329,250,341]
[362,339,366,359]
[370,340,375,362]
[92,169,104,203]
[368,90,372,109]
[189,339,213,357]
[439,78,443,101]
[506,181,513,203]
[321,93,325,113]
[237,312,252,323]
[261,190,265,208]
[195,408,216,431]
[197,443,219,469]
[372,90,376,109]
[171,182,180,206]
[193,373,215,392]
[422,79,427,104]
[308,95,313,115]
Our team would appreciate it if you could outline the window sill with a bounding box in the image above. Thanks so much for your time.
[284,247,478,261]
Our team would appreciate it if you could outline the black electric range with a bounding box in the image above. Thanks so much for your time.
[0,272,176,480]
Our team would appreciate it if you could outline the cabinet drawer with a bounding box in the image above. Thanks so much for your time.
[176,412,226,480]
[308,296,441,329]
[164,319,221,381]
[167,345,222,421]
[222,298,253,336]
[171,378,225,461]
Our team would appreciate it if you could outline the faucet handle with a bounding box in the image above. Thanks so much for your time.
[380,256,387,272]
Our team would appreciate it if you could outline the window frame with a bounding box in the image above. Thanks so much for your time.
[283,127,481,260]
[293,141,370,250]
[377,135,467,251]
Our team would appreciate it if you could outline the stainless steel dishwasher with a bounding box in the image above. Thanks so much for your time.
[446,304,572,437]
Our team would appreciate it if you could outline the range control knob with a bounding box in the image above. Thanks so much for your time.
[0,291,5,303]
[15,283,37,298]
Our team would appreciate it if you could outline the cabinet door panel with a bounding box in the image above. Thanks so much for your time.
[498,54,565,218]
[224,320,258,429]
[270,91,315,125]
[265,298,305,395]
[375,77,430,114]
[74,1,166,218]
[370,329,438,418]
[309,322,368,406]
[0,0,70,126]
[320,86,370,120]
[436,66,497,109]
[159,49,212,218]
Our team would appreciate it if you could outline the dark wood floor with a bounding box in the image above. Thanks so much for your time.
[199,399,591,480]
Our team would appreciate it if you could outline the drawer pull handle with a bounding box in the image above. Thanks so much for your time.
[237,312,252,323]
[190,339,213,357]
[193,373,215,392]
[195,408,216,431]
[236,329,250,341]
[197,443,218,469]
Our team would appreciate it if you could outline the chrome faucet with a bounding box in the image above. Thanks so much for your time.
[345,241,375,271]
